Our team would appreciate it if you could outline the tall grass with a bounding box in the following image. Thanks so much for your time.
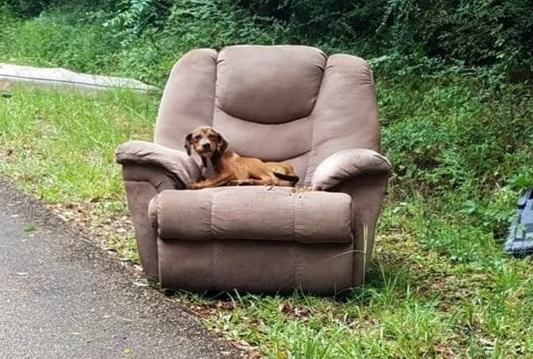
[0,7,532,358]
[1,78,531,357]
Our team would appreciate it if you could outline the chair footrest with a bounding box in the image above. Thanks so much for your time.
[152,186,353,244]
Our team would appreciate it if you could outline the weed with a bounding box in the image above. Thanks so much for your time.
[0,7,531,357]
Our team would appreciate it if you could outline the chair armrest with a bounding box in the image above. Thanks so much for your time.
[116,140,201,188]
[332,174,388,285]
[115,140,202,278]
[311,148,391,190]
[318,149,391,285]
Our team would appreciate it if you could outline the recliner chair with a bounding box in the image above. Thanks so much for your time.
[116,45,391,295]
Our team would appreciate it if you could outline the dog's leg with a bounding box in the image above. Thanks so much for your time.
[228,179,268,186]
[244,165,281,186]
[257,175,282,186]
[189,173,233,189]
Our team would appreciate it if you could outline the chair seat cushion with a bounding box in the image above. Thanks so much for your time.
[151,186,353,244]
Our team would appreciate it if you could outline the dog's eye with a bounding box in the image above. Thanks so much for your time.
[194,135,201,141]
[208,134,216,140]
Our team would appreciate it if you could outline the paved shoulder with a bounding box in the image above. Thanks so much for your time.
[0,178,239,359]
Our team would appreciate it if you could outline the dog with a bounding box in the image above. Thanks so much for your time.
[185,126,299,189]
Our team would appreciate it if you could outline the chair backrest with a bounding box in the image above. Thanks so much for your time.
[155,45,380,184]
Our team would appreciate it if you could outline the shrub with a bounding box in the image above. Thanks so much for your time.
[237,0,532,80]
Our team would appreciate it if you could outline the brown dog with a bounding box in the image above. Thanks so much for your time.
[185,126,299,189]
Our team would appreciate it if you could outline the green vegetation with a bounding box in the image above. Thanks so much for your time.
[0,2,292,84]
[1,80,531,357]
[3,0,530,85]
[0,88,155,202]
[0,87,156,261]
[1,2,532,358]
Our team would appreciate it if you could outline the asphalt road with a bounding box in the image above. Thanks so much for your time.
[0,178,239,359]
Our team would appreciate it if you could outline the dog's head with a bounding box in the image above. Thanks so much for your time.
[184,126,228,161]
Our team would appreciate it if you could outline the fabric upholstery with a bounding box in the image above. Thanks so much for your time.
[215,45,326,124]
[152,45,380,184]
[121,164,176,278]
[311,148,391,190]
[155,49,218,150]
[304,55,380,182]
[122,163,181,191]
[152,187,353,244]
[332,174,388,285]
[124,181,160,278]
[158,239,353,295]
[116,45,390,294]
[116,140,202,186]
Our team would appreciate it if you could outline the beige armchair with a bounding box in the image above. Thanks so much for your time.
[116,45,391,295]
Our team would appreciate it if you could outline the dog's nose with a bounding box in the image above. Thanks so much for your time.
[202,143,211,150]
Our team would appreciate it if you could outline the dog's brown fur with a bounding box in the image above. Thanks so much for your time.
[185,126,299,189]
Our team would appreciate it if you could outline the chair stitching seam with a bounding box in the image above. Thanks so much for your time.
[304,56,328,184]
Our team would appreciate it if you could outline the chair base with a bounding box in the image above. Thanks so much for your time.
[158,238,356,295]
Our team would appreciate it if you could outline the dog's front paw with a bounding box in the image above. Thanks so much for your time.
[187,182,201,190]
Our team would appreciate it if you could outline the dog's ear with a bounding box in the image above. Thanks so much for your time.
[184,133,193,156]
[217,133,228,154]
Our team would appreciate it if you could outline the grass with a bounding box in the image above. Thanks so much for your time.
[1,80,531,358]
[0,86,157,262]
[0,4,293,85]
[1,7,532,359]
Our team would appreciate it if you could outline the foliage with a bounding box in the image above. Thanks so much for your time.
[0,2,291,84]
[1,77,531,357]
[1,3,532,358]
[1,0,112,16]
[237,0,533,80]
[0,10,120,76]
[3,0,531,82]
[380,77,533,193]
[0,87,155,262]
[2,0,531,83]
[0,87,155,203]
[1,0,55,16]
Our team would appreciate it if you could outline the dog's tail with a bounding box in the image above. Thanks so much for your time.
[273,172,299,186]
